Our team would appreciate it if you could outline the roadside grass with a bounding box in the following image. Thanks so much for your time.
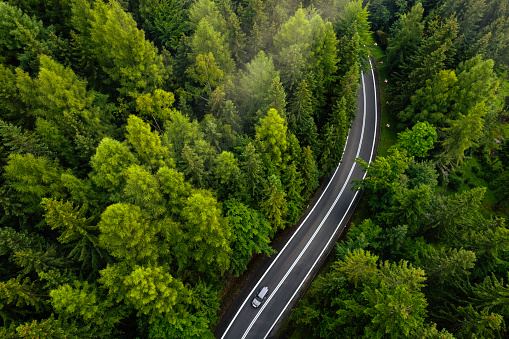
[368,41,398,157]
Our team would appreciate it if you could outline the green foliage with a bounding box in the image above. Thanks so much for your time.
[16,55,105,168]
[399,69,459,126]
[384,2,424,75]
[213,151,240,193]
[0,119,52,158]
[290,80,318,151]
[421,247,476,284]
[41,198,106,274]
[4,153,63,216]
[180,190,232,274]
[337,249,379,287]
[136,89,177,122]
[225,198,275,276]
[0,1,51,71]
[256,108,288,169]
[354,148,409,212]
[138,0,188,50]
[396,121,437,158]
[439,103,486,169]
[260,174,288,232]
[237,51,279,127]
[0,277,43,317]
[190,18,234,74]
[123,265,188,320]
[273,8,313,89]
[301,146,319,202]
[50,280,122,327]
[239,142,265,205]
[0,316,74,339]
[90,137,137,196]
[77,0,167,100]
[337,0,371,62]
[186,53,224,100]
[98,203,157,262]
[126,115,173,171]
[363,282,428,338]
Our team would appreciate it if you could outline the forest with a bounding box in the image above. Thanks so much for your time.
[286,0,509,338]
[0,0,368,337]
[0,0,508,338]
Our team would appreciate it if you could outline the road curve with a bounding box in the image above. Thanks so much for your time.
[217,62,379,339]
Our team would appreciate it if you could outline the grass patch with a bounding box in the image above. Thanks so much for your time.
[368,41,398,157]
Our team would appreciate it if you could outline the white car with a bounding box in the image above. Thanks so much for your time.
[252,286,269,308]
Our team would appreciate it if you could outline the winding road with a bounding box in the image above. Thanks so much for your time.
[216,61,379,339]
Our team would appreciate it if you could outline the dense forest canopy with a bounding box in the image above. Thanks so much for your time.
[0,0,371,337]
[1,0,509,338]
[288,0,509,338]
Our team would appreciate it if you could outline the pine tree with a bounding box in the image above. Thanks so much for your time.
[260,174,288,232]
[290,81,318,152]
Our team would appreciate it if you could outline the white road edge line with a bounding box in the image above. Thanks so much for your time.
[222,60,378,339]
[245,128,363,339]
[220,94,355,339]
[261,61,379,339]
[253,70,369,338]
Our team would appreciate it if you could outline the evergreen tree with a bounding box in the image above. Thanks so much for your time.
[290,80,318,151]
[98,203,159,263]
[81,0,168,100]
[273,8,313,89]
[225,198,275,276]
[260,174,288,232]
[301,146,319,202]
[190,18,234,74]
[255,108,288,170]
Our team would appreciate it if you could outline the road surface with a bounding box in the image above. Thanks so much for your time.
[218,62,379,339]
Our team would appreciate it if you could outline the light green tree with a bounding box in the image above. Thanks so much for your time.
[255,108,288,169]
[156,166,191,216]
[123,165,166,217]
[125,115,173,171]
[90,138,137,197]
[50,280,124,328]
[363,282,428,338]
[181,190,232,274]
[98,203,158,262]
[225,198,275,276]
[439,103,486,168]
[399,70,458,126]
[85,0,167,99]
[273,8,313,89]
[4,153,63,215]
[136,89,178,122]
[396,121,437,158]
[186,52,224,99]
[238,51,279,127]
[190,18,234,74]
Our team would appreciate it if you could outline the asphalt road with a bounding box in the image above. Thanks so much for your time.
[218,62,379,339]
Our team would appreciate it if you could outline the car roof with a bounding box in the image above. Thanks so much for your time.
[258,286,268,298]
